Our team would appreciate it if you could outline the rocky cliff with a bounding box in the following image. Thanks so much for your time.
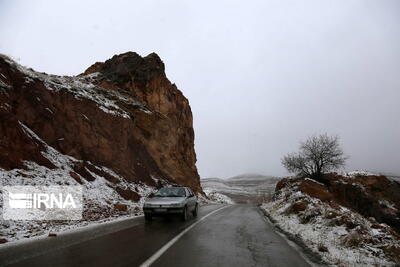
[0,52,201,219]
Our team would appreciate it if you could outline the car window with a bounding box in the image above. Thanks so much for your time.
[188,189,194,197]
[153,187,186,197]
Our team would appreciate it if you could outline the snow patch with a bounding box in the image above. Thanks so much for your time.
[203,188,234,204]
[262,181,399,266]
[344,170,377,178]
[1,57,149,119]
[0,123,162,243]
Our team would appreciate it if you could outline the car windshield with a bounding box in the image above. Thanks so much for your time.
[153,188,186,197]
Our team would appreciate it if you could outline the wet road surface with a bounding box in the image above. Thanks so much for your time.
[2,204,310,267]
[152,205,310,267]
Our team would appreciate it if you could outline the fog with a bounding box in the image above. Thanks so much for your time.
[1,0,399,178]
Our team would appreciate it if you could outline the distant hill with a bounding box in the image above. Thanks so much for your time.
[377,172,400,183]
[229,173,274,180]
[201,174,281,203]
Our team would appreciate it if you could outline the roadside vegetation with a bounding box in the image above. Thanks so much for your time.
[282,134,347,183]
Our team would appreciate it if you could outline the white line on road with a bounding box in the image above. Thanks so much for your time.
[261,213,317,267]
[139,205,228,267]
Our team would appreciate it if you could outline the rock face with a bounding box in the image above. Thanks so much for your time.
[325,173,400,233]
[0,52,201,193]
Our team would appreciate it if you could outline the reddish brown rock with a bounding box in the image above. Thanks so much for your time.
[287,200,309,214]
[275,174,400,233]
[299,179,332,202]
[0,52,202,193]
[275,178,289,191]
[82,52,201,191]
[114,203,128,212]
[325,173,400,233]
[325,210,340,219]
[72,162,96,182]
[0,108,55,170]
[382,245,400,263]
[69,171,83,184]
[116,187,140,202]
[275,177,301,191]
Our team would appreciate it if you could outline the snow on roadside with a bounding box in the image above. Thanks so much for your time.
[203,188,234,204]
[261,180,399,266]
[0,123,159,243]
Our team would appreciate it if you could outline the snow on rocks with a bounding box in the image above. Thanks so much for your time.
[261,178,400,266]
[0,77,11,90]
[0,54,148,119]
[343,170,377,178]
[0,123,159,243]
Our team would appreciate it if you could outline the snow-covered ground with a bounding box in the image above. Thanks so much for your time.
[342,170,378,178]
[0,123,161,243]
[202,188,234,204]
[261,178,400,266]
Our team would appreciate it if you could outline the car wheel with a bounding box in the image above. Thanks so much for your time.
[181,206,188,221]
[192,204,198,217]
[145,213,153,221]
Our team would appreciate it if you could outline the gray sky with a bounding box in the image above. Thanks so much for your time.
[1,0,399,178]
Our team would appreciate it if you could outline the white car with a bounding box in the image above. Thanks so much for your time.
[143,187,198,221]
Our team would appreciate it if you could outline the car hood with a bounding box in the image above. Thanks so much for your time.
[145,197,186,205]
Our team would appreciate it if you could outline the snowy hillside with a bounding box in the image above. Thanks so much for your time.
[202,188,234,204]
[262,174,400,266]
[201,174,280,203]
[0,122,164,243]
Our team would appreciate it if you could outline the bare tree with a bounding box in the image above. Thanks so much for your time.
[282,134,347,182]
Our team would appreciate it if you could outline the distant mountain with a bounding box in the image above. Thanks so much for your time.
[201,174,281,203]
[229,173,274,180]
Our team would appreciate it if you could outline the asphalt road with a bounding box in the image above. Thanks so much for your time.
[2,204,311,267]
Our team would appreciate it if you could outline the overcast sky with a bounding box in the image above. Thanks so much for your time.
[1,0,399,178]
